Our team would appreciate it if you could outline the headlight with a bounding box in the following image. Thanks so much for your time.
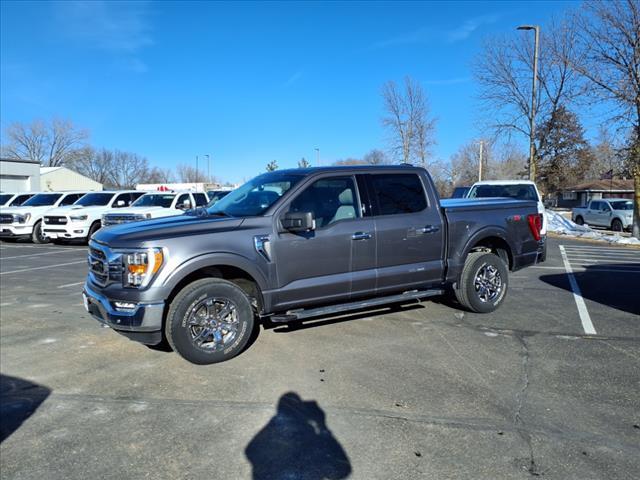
[122,248,164,288]
[69,214,88,221]
[13,213,30,223]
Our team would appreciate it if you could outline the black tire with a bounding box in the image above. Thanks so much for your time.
[611,219,623,232]
[87,221,101,243]
[574,216,584,226]
[31,221,49,244]
[454,252,509,313]
[165,278,255,365]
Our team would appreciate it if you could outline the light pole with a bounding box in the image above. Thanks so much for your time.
[517,24,540,182]
[478,140,484,181]
[315,148,320,166]
[204,154,210,183]
[195,155,199,183]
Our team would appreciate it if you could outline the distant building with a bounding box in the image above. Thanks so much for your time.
[556,179,634,208]
[40,166,103,191]
[0,157,41,192]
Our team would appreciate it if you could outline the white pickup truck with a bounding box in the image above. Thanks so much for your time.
[42,191,144,242]
[0,192,35,208]
[101,191,209,227]
[572,199,634,232]
[0,191,88,243]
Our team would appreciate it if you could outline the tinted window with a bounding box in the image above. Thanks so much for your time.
[370,174,426,215]
[113,193,133,207]
[0,194,12,206]
[60,193,84,206]
[611,201,633,211]
[76,192,114,206]
[468,184,539,201]
[193,193,208,207]
[590,201,601,210]
[23,193,63,206]
[12,194,34,206]
[176,194,191,209]
[289,176,359,228]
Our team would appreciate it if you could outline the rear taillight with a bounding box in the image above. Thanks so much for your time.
[527,213,542,241]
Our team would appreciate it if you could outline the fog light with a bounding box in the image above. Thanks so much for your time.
[114,301,136,310]
[74,230,83,233]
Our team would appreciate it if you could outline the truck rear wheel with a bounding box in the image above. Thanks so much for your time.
[455,252,508,313]
[165,278,255,365]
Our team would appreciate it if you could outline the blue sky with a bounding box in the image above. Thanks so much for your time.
[1,0,577,183]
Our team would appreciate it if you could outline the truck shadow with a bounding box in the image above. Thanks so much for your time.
[0,374,51,443]
[539,263,640,316]
[245,392,352,480]
[263,303,424,333]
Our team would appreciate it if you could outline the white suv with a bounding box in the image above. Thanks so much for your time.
[101,191,209,227]
[466,180,547,235]
[0,191,88,243]
[42,191,145,242]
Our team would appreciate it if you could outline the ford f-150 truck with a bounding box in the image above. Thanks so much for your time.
[572,199,634,232]
[101,191,209,227]
[83,166,545,364]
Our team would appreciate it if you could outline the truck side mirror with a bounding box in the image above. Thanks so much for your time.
[115,200,126,207]
[282,211,315,232]
[181,200,192,210]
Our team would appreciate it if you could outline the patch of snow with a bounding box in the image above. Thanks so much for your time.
[545,210,640,246]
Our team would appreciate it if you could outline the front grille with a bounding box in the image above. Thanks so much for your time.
[0,214,13,224]
[88,244,121,287]
[44,216,68,225]
[102,214,144,226]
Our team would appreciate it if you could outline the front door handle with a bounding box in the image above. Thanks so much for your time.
[352,232,372,241]
[419,225,440,234]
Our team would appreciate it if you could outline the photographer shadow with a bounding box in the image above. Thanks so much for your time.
[245,392,352,480]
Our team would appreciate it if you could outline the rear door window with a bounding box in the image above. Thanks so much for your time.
[193,193,208,207]
[369,174,427,215]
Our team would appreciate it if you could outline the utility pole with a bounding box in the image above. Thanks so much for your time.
[204,154,210,183]
[517,24,540,182]
[195,155,199,183]
[315,148,320,166]
[478,141,484,181]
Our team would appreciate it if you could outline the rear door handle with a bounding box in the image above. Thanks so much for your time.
[419,225,440,234]
[352,232,372,241]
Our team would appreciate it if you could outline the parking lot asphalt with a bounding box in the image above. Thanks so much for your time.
[1,237,638,479]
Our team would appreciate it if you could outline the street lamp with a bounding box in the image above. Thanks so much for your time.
[195,155,199,183]
[315,148,320,166]
[517,24,540,182]
[204,154,210,183]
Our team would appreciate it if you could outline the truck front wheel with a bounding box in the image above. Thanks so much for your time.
[455,252,508,313]
[31,221,49,244]
[165,278,255,365]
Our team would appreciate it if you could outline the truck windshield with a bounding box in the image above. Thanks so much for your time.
[468,184,539,201]
[75,192,115,206]
[22,193,63,206]
[610,201,633,211]
[208,173,304,217]
[132,194,176,208]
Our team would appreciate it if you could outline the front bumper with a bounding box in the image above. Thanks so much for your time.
[0,224,33,238]
[82,281,165,344]
[43,223,90,239]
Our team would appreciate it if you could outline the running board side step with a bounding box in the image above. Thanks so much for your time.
[270,289,445,323]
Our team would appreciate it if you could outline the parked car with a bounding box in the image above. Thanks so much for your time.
[0,192,35,208]
[572,199,633,232]
[42,191,144,242]
[466,180,547,236]
[101,191,209,227]
[0,191,88,243]
[450,186,470,199]
[83,166,545,365]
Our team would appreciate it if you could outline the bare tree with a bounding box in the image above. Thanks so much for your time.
[109,151,149,189]
[298,157,311,168]
[382,77,436,164]
[475,20,585,174]
[363,149,388,165]
[2,118,89,166]
[569,0,640,237]
[177,164,199,182]
[266,160,278,172]
[144,166,175,184]
[73,147,115,186]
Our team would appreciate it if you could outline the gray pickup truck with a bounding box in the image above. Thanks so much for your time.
[83,166,545,364]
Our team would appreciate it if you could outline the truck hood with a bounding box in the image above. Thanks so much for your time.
[0,205,56,215]
[93,214,244,247]
[45,205,106,216]
[104,206,176,216]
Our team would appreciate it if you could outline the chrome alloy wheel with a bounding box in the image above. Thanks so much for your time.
[187,298,239,351]
[474,264,503,303]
